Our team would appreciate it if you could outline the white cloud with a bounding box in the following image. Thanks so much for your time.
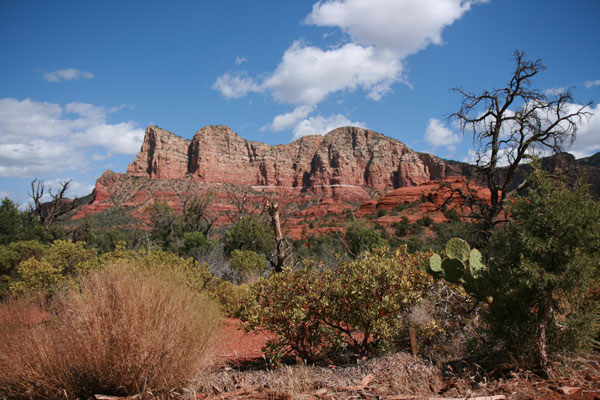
[235,56,247,65]
[292,113,366,139]
[424,118,461,151]
[0,98,144,177]
[214,0,481,132]
[566,103,600,158]
[305,0,482,56]
[461,102,598,165]
[544,86,567,96]
[262,41,402,105]
[584,79,600,88]
[262,105,315,132]
[212,72,262,99]
[44,178,95,199]
[44,68,94,82]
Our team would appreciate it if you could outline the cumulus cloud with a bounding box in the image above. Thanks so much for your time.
[292,113,366,139]
[262,41,402,105]
[424,118,461,152]
[235,56,247,65]
[43,68,95,82]
[304,0,481,56]
[214,0,481,136]
[212,72,262,100]
[565,103,600,158]
[0,98,144,177]
[262,105,316,132]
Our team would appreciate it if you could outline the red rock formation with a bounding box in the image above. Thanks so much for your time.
[75,125,471,228]
[127,125,460,197]
[357,177,492,224]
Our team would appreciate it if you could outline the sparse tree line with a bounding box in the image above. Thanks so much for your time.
[0,51,598,398]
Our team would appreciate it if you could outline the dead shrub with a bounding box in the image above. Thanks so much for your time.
[0,262,221,399]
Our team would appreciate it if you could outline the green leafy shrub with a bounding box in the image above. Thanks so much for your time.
[324,248,434,357]
[239,264,340,363]
[223,216,275,256]
[230,249,267,281]
[393,216,411,237]
[180,231,216,258]
[344,221,388,256]
[0,240,49,295]
[9,240,97,296]
[240,248,435,363]
[376,208,388,218]
[0,262,221,399]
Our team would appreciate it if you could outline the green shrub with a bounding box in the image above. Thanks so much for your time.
[416,216,433,227]
[9,240,97,296]
[223,216,275,256]
[0,241,60,297]
[486,168,600,369]
[0,262,221,399]
[230,249,267,281]
[180,231,216,258]
[344,221,388,257]
[393,217,411,237]
[239,263,341,363]
[376,208,388,218]
[324,248,433,357]
[240,248,435,363]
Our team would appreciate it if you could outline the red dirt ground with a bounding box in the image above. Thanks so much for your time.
[214,318,273,366]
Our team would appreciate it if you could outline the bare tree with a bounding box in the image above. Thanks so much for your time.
[451,50,591,233]
[265,199,290,272]
[224,185,261,224]
[182,190,216,236]
[29,178,74,229]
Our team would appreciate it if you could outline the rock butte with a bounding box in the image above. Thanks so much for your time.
[73,124,599,230]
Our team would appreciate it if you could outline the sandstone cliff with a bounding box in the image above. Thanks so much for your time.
[126,125,461,199]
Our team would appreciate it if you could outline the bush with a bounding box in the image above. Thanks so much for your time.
[324,247,433,357]
[486,168,600,369]
[0,262,221,399]
[240,248,435,363]
[229,249,267,282]
[8,240,97,296]
[239,264,340,363]
[223,216,275,257]
[344,221,388,257]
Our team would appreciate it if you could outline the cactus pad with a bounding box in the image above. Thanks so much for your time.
[469,248,484,278]
[441,258,465,284]
[429,254,442,272]
[445,238,470,262]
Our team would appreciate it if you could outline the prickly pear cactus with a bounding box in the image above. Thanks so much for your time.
[427,238,491,303]
[445,238,470,262]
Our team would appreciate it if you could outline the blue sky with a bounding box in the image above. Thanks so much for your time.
[1,0,599,204]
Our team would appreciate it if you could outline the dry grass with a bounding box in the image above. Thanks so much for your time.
[0,262,221,399]
[199,352,444,398]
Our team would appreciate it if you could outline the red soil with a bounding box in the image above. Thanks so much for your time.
[214,318,272,366]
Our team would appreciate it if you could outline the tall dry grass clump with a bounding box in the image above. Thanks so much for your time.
[0,262,221,399]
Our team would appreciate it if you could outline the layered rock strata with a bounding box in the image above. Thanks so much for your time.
[126,125,460,199]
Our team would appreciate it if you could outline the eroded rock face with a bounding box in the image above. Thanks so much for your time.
[126,125,458,196]
[127,125,190,179]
